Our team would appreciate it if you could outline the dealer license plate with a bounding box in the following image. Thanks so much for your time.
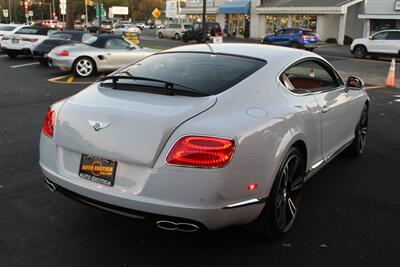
[79,154,117,186]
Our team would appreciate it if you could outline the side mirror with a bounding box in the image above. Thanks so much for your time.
[369,36,373,40]
[346,76,364,89]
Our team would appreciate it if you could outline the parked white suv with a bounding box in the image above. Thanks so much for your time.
[157,23,192,40]
[351,30,400,59]
[1,26,58,58]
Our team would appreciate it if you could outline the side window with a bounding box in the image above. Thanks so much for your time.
[105,38,131,49]
[275,29,284,35]
[387,32,400,40]
[280,60,339,93]
[372,31,389,40]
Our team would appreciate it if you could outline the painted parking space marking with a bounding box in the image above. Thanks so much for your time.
[0,55,8,58]
[322,55,395,65]
[364,85,386,90]
[48,74,94,84]
[11,62,40,68]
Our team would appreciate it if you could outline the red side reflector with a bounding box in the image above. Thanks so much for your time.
[42,108,55,138]
[56,50,69,56]
[247,184,257,191]
[166,136,235,168]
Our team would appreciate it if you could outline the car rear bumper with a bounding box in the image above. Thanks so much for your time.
[2,48,32,55]
[40,161,266,230]
[48,56,73,71]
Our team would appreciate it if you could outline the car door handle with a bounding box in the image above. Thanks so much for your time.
[321,106,331,113]
[106,53,112,56]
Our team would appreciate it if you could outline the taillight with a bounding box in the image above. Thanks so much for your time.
[42,108,55,138]
[166,136,235,168]
[301,34,310,40]
[22,38,39,42]
[56,50,69,56]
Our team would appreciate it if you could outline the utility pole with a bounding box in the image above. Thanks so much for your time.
[8,0,11,23]
[177,0,181,24]
[85,0,88,31]
[202,0,207,42]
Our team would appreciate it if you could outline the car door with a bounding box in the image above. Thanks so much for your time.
[299,60,363,158]
[270,29,285,45]
[384,31,400,54]
[103,37,137,68]
[367,31,389,53]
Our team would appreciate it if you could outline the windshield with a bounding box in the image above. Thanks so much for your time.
[83,36,98,45]
[113,52,266,95]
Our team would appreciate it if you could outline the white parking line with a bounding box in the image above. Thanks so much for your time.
[0,55,8,58]
[11,62,40,68]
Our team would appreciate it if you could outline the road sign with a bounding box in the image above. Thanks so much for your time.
[3,9,8,17]
[166,1,177,18]
[152,8,161,18]
[60,0,67,15]
[125,31,140,45]
[28,10,33,17]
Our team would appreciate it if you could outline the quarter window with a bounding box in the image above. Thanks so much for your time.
[280,60,339,93]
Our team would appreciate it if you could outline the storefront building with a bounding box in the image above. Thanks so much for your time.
[181,0,225,26]
[219,0,251,38]
[359,0,400,36]
[251,0,365,45]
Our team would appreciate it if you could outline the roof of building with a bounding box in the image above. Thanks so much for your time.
[258,0,358,7]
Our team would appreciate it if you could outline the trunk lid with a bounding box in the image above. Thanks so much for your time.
[55,84,216,167]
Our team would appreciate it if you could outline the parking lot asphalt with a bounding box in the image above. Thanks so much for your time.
[0,50,400,267]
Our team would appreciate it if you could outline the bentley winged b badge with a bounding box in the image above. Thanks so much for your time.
[88,120,111,132]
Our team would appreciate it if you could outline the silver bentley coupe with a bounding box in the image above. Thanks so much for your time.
[48,34,157,77]
[40,44,369,237]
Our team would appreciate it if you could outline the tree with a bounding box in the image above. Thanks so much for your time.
[132,0,165,23]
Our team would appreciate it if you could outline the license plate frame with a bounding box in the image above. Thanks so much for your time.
[78,154,117,187]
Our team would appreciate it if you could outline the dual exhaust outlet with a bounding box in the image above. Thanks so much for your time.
[156,220,200,232]
[45,179,200,233]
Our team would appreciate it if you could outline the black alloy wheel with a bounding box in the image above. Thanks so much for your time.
[354,45,367,58]
[348,104,368,157]
[247,147,304,238]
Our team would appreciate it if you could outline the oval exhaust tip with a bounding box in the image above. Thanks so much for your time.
[45,179,57,192]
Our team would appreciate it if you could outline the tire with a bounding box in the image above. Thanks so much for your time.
[353,45,367,59]
[158,32,163,39]
[197,34,204,43]
[39,58,48,66]
[246,146,305,238]
[174,33,180,40]
[7,53,17,59]
[73,57,96,77]
[291,42,300,49]
[347,104,368,157]
[182,34,189,43]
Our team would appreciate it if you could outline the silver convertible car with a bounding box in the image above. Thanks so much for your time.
[48,34,156,77]
[40,44,369,237]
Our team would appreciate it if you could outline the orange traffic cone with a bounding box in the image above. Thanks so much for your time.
[386,58,396,87]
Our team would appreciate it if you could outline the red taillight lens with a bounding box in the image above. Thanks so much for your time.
[56,50,69,56]
[42,108,55,138]
[166,136,235,168]
[301,34,310,40]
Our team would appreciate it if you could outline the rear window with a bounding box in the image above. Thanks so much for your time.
[118,52,266,95]
[0,25,17,31]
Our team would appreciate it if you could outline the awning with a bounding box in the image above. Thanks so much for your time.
[219,0,251,14]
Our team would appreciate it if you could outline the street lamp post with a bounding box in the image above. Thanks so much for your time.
[8,0,11,22]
